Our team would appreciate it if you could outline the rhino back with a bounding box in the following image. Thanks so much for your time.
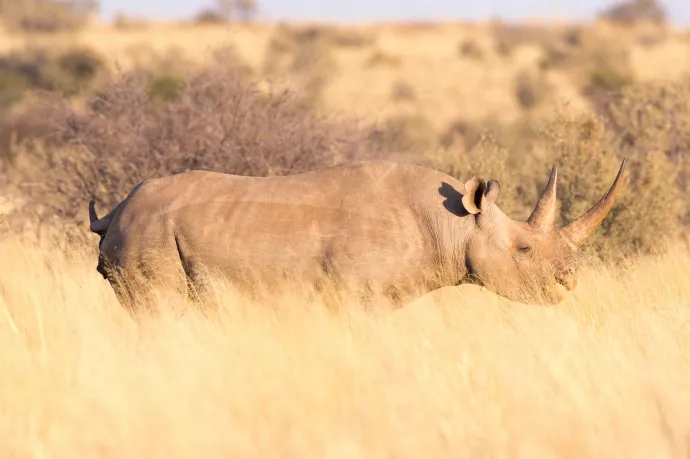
[113,161,469,285]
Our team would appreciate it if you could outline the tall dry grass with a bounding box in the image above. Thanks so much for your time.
[1,236,689,458]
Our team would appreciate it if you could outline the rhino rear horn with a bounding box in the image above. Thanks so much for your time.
[527,165,558,231]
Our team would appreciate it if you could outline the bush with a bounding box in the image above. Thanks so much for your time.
[0,0,96,33]
[0,73,27,108]
[514,71,551,110]
[534,111,680,260]
[379,113,436,153]
[602,79,690,222]
[429,131,543,221]
[148,74,185,102]
[0,46,105,107]
[458,39,483,60]
[0,109,53,168]
[263,25,339,104]
[390,80,416,102]
[491,21,560,57]
[437,118,482,151]
[193,9,227,25]
[431,98,684,261]
[599,0,667,25]
[17,65,390,229]
[365,50,401,68]
[112,13,149,30]
[537,26,635,109]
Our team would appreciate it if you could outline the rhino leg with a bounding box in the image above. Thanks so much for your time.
[98,226,190,313]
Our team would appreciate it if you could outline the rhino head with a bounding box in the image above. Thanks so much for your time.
[462,159,627,304]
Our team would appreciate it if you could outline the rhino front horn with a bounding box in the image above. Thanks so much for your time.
[559,158,627,248]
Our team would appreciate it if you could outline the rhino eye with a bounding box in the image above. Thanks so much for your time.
[517,245,531,254]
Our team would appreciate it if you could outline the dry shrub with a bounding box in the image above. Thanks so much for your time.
[112,12,149,30]
[514,71,552,111]
[365,50,402,68]
[327,28,375,48]
[431,77,689,260]
[539,26,635,104]
[390,80,416,102]
[216,0,259,22]
[437,118,482,151]
[0,109,53,169]
[0,46,105,107]
[0,45,105,167]
[535,111,680,260]
[14,65,389,232]
[429,131,541,220]
[379,113,436,153]
[193,9,227,25]
[458,39,483,60]
[491,21,560,56]
[602,78,690,222]
[266,24,371,50]
[263,25,340,104]
[0,0,95,33]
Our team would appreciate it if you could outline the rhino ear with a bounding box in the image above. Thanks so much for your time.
[462,176,497,215]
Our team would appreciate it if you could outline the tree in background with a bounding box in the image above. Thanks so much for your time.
[217,0,258,22]
[598,0,667,25]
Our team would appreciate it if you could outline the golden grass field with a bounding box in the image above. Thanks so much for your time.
[1,234,689,457]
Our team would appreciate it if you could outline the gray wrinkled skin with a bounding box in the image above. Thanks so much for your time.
[89,159,626,308]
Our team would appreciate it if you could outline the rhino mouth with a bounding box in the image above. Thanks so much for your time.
[458,272,481,287]
[555,271,577,291]
[543,273,579,304]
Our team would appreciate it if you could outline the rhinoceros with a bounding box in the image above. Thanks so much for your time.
[88,159,626,308]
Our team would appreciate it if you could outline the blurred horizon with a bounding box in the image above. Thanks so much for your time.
[99,0,690,26]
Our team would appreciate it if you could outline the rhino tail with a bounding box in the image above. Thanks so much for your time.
[89,199,115,235]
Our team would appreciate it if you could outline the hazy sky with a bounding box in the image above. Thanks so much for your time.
[100,0,690,26]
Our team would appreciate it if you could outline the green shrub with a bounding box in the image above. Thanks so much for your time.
[149,74,185,102]
[0,73,27,108]
[58,48,102,82]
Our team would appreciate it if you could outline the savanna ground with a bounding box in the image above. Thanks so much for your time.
[1,2,690,456]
